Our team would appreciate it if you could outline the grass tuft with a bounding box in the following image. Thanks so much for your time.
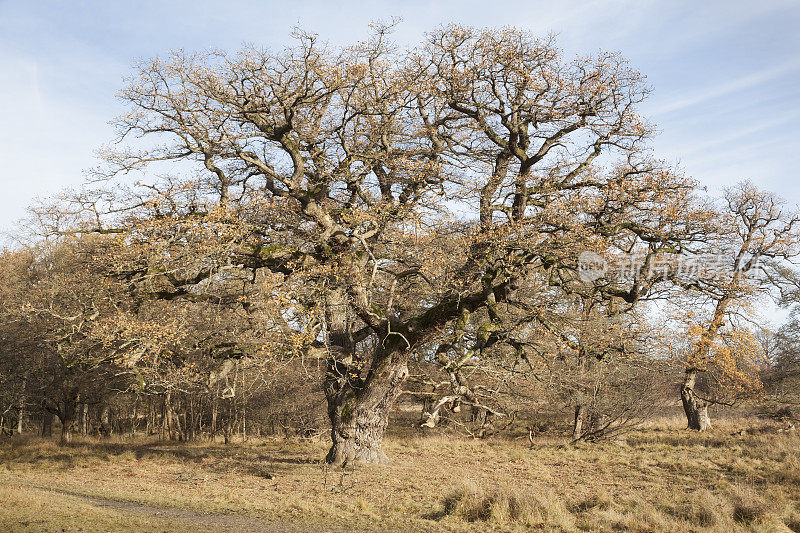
[441,482,572,528]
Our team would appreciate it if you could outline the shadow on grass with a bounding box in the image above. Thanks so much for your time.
[0,435,325,479]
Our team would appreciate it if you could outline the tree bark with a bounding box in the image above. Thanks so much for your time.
[681,368,712,431]
[99,405,112,437]
[131,398,138,437]
[224,404,232,445]
[80,403,89,435]
[146,400,152,436]
[322,287,412,465]
[174,400,184,441]
[572,314,592,441]
[211,397,218,441]
[41,410,53,437]
[241,405,246,441]
[59,399,76,444]
[324,351,408,466]
[16,404,24,434]
[163,392,174,440]
[572,404,587,440]
[17,383,26,434]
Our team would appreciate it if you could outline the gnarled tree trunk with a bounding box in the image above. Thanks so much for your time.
[681,368,712,431]
[323,288,411,465]
[325,354,408,466]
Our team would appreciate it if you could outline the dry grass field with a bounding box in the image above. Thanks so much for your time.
[1,416,799,532]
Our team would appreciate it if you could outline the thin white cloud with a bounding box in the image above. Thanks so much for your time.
[650,58,800,115]
[682,110,800,157]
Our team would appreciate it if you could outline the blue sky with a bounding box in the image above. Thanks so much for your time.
[1,0,799,238]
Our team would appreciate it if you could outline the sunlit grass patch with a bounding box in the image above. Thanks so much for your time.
[2,420,800,532]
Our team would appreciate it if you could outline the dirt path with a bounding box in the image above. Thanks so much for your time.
[36,486,313,532]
